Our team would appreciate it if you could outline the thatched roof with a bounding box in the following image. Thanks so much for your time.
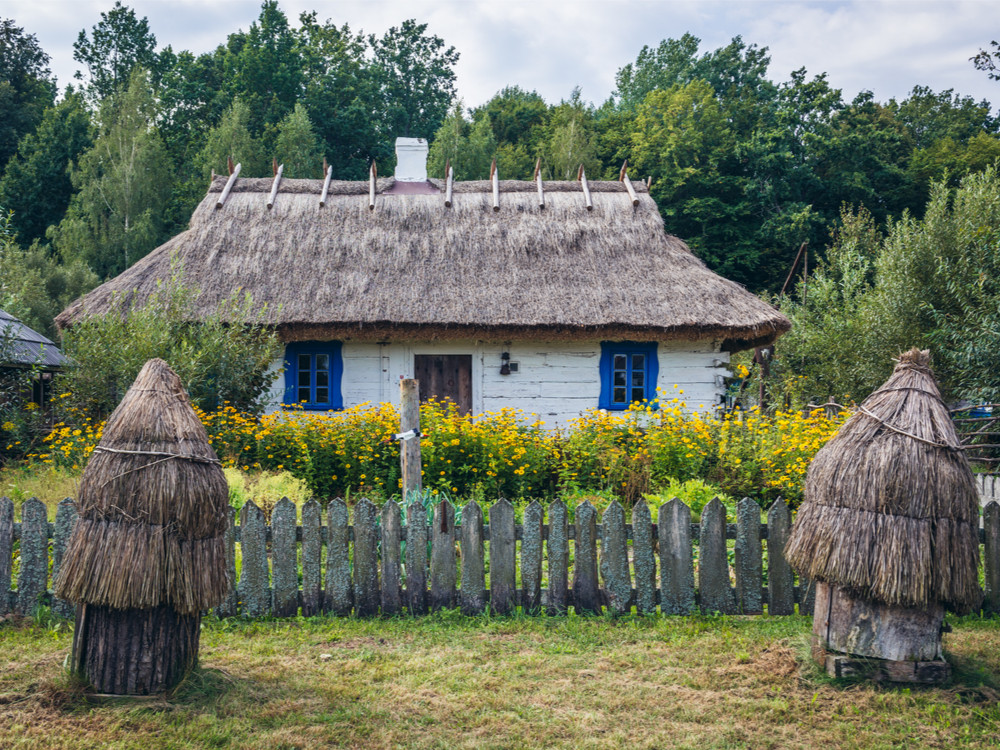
[785,349,981,613]
[56,176,789,350]
[54,359,229,615]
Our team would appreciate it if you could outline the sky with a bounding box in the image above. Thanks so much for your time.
[10,0,999,110]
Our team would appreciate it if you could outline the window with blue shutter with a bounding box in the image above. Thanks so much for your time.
[283,341,344,410]
[599,342,659,410]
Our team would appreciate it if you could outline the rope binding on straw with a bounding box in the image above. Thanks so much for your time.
[93,446,222,488]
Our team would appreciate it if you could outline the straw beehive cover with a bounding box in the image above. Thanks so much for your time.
[54,359,229,615]
[785,349,981,613]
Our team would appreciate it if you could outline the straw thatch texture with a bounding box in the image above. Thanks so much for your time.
[785,349,981,613]
[54,359,229,615]
[56,176,789,350]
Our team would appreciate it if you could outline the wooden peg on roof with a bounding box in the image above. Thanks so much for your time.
[579,165,593,211]
[444,159,454,208]
[227,156,235,176]
[534,157,544,209]
[272,158,278,177]
[215,162,242,210]
[619,160,639,207]
[369,161,377,211]
[319,163,333,208]
[491,159,499,212]
[266,163,283,210]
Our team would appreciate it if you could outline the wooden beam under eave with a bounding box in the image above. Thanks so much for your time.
[319,164,333,208]
[216,163,242,210]
[266,164,284,210]
[579,166,593,211]
[445,162,454,208]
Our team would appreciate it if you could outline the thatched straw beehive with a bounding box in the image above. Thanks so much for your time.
[55,358,229,694]
[785,349,981,678]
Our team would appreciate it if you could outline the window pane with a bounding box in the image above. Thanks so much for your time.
[632,353,645,371]
[316,387,329,403]
[614,371,626,386]
[614,354,627,370]
[316,371,329,387]
[298,371,310,387]
[632,387,644,403]
[632,371,644,386]
[316,354,329,371]
[298,353,311,371]
[298,387,310,403]
[613,387,627,403]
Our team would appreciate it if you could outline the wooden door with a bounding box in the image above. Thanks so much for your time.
[414,355,473,415]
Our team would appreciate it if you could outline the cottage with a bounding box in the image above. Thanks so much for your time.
[1,308,67,406]
[57,139,789,425]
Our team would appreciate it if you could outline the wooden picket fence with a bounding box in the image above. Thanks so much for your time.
[4,494,1000,619]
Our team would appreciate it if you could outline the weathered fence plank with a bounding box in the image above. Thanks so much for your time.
[984,501,1000,616]
[52,498,78,618]
[17,498,48,615]
[735,498,763,615]
[573,501,600,614]
[490,498,517,615]
[699,497,736,615]
[767,499,794,615]
[799,574,816,616]
[239,501,270,617]
[272,498,298,617]
[406,502,428,615]
[548,500,569,614]
[325,499,353,616]
[353,499,380,617]
[460,501,485,615]
[216,507,238,618]
[521,500,544,613]
[301,500,322,616]
[600,501,631,615]
[381,500,402,615]
[430,500,456,610]
[0,498,13,616]
[632,500,656,615]
[660,499,694,615]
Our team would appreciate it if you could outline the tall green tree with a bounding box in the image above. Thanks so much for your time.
[73,1,158,104]
[274,102,322,178]
[0,92,93,246]
[427,103,496,180]
[196,98,266,178]
[545,88,600,180]
[51,69,173,279]
[0,18,56,171]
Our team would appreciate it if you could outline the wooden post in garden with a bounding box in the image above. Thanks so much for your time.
[400,378,422,499]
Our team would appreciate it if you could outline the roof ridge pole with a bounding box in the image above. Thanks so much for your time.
[267,162,284,210]
[369,161,377,211]
[490,158,499,212]
[534,157,544,209]
[445,159,453,208]
[579,165,593,211]
[319,163,333,208]
[619,160,639,207]
[215,163,242,210]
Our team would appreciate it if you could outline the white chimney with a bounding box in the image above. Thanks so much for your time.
[394,137,429,182]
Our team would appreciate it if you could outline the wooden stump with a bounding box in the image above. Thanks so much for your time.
[71,604,200,695]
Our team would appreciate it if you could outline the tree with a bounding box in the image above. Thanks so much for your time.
[196,99,266,178]
[0,18,56,170]
[545,89,600,180]
[972,41,1000,81]
[370,19,459,140]
[426,103,495,180]
[73,1,158,103]
[0,92,93,246]
[51,69,173,279]
[274,102,322,178]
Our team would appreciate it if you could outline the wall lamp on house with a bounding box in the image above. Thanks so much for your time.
[500,351,511,376]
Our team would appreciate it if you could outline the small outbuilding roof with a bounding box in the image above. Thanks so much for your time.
[56,174,789,350]
[0,309,68,369]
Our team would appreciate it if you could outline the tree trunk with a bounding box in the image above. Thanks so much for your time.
[72,603,200,695]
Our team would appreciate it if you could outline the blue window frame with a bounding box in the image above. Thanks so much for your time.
[283,341,344,410]
[599,342,659,410]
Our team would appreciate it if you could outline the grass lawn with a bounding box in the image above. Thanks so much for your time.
[2,613,999,749]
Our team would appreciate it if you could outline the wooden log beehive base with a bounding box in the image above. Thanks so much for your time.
[72,604,200,695]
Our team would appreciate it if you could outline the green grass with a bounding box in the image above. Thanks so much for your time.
[2,613,1000,749]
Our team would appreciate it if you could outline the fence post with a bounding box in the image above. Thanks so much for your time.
[659,498,694,615]
[353,499,380,617]
[239,500,270,617]
[632,500,656,614]
[406,502,428,615]
[400,379,422,498]
[381,500,403,615]
[521,500,544,613]
[272,498,298,617]
[52,498,78,618]
[984,501,1000,616]
[573,501,600,614]
[600,501,631,615]
[17,498,48,616]
[325,498,353,616]
[301,499,323,616]
[699,497,736,614]
[735,498,763,614]
[216,507,238,618]
[0,498,12,616]
[430,499,456,610]
[489,498,516,615]
[547,500,569,614]
[766,499,795,616]
[460,501,486,615]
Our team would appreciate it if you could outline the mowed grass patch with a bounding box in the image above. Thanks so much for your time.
[1,613,1000,749]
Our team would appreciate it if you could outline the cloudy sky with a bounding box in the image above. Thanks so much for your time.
[11,0,999,109]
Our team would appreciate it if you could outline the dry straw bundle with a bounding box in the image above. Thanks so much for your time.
[55,358,229,615]
[785,349,981,613]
